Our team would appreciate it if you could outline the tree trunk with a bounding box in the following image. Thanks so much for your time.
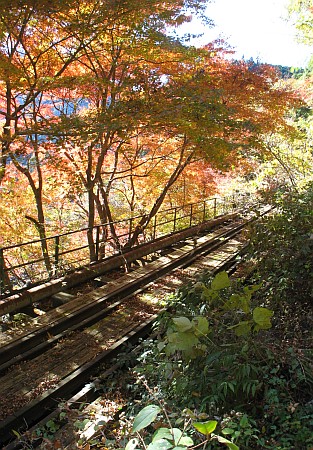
[126,141,194,248]
[11,145,52,276]
[25,214,52,276]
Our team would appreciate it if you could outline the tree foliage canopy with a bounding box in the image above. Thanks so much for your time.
[0,0,302,265]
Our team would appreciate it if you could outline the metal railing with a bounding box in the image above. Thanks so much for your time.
[0,194,251,296]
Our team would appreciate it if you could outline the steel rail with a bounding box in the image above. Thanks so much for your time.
[0,218,246,371]
[1,236,249,450]
[0,315,159,446]
[0,207,273,447]
[0,212,239,315]
[0,196,226,294]
[0,246,246,447]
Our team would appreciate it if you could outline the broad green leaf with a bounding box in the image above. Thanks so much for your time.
[179,436,194,447]
[253,307,273,329]
[169,331,199,351]
[222,428,235,435]
[202,288,218,303]
[223,293,241,311]
[167,332,181,345]
[172,447,187,450]
[147,439,172,450]
[192,316,209,335]
[126,438,139,450]
[173,317,192,332]
[165,342,177,356]
[153,427,173,442]
[152,427,192,447]
[240,414,249,427]
[224,293,250,313]
[217,435,239,450]
[231,320,252,336]
[240,296,250,314]
[172,427,183,444]
[193,420,217,435]
[211,271,230,291]
[132,405,161,432]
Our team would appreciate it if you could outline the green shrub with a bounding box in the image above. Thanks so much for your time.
[251,182,313,304]
[130,268,312,450]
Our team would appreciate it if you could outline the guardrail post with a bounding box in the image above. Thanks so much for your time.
[153,215,157,240]
[54,236,60,272]
[203,201,206,222]
[0,248,5,294]
[95,226,100,261]
[213,198,217,217]
[173,207,177,232]
[129,217,133,241]
[189,204,193,227]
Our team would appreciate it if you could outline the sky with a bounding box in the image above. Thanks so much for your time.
[178,0,312,67]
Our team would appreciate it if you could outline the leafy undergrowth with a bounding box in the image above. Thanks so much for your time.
[28,184,312,449]
[81,264,311,450]
[94,184,312,450]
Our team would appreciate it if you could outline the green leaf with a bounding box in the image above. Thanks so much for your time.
[223,293,241,311]
[230,320,252,336]
[211,271,230,291]
[126,438,139,450]
[165,342,177,356]
[132,405,161,432]
[192,316,209,335]
[253,307,273,330]
[193,420,217,435]
[147,439,173,450]
[224,292,251,314]
[172,428,183,444]
[240,296,250,314]
[168,331,199,351]
[153,428,173,442]
[201,288,217,303]
[179,436,194,447]
[173,317,192,332]
[222,428,235,435]
[239,415,249,427]
[157,341,166,352]
[152,428,193,447]
[217,435,240,450]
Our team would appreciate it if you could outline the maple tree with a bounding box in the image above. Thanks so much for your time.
[0,1,87,181]
[51,45,298,252]
[0,0,208,263]
[0,0,301,268]
[122,51,298,245]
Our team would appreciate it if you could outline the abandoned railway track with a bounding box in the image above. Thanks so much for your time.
[0,208,270,447]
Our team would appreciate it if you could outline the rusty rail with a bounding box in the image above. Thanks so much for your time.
[0,194,253,296]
